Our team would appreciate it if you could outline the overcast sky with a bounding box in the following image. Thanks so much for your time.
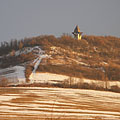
[0,0,120,42]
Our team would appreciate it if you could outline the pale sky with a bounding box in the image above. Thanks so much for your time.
[0,0,120,42]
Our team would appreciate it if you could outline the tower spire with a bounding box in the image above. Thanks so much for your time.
[72,25,83,40]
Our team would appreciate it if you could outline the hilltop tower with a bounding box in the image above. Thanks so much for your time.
[72,25,83,40]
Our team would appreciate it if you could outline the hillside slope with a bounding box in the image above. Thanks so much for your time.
[0,35,120,89]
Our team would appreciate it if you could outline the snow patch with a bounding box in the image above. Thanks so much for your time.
[29,72,69,83]
[32,55,48,73]
[0,66,26,85]
[29,47,50,83]
[14,66,26,84]
[29,72,120,88]
[0,87,120,119]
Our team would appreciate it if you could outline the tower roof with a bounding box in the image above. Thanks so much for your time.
[72,25,83,35]
[74,25,80,33]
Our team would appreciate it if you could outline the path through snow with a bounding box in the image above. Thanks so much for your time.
[29,46,50,83]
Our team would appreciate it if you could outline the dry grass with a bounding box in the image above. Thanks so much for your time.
[0,87,120,120]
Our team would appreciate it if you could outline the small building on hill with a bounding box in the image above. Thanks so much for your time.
[72,25,83,40]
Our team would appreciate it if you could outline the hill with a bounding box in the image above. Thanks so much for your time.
[0,34,120,91]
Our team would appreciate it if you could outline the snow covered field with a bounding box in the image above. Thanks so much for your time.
[0,87,120,120]
[0,66,26,85]
[29,72,120,88]
[29,72,69,84]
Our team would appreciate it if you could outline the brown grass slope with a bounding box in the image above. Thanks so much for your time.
[0,35,120,81]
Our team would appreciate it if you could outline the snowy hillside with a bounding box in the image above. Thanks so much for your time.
[0,46,49,85]
[0,35,120,92]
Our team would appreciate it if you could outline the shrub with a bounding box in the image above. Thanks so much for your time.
[0,77,8,87]
[25,65,33,83]
[110,85,120,92]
